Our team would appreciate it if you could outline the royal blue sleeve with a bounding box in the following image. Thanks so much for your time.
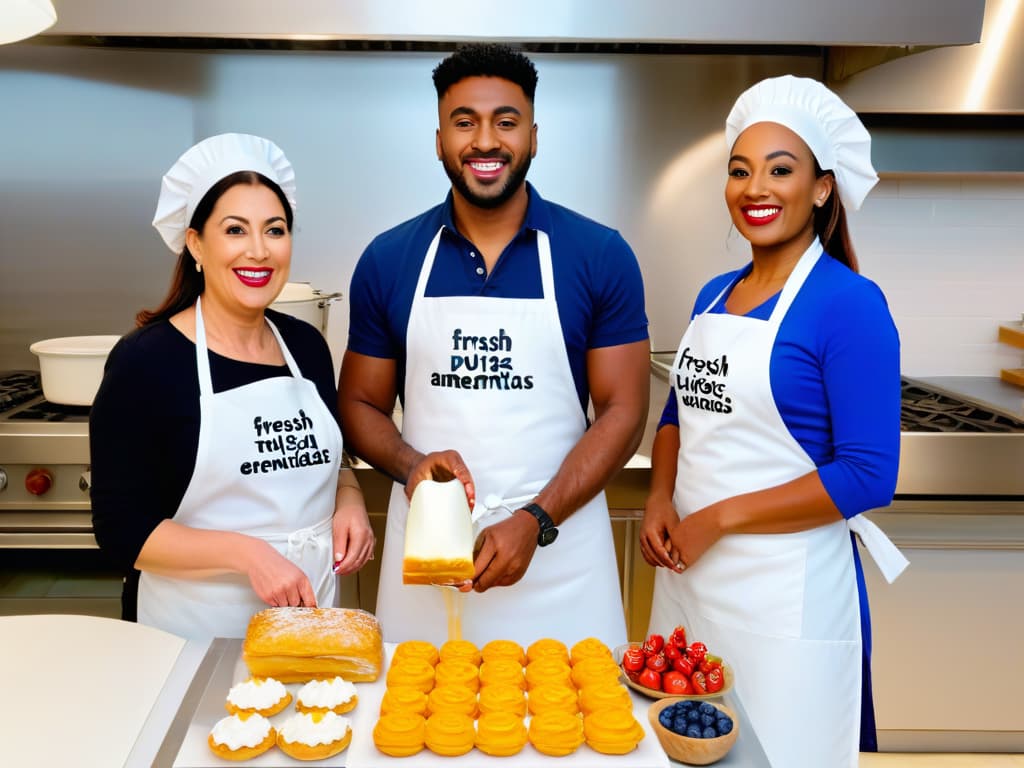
[588,230,650,349]
[809,280,901,517]
[347,239,400,359]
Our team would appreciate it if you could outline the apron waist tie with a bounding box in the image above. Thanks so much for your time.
[848,514,909,584]
[472,493,538,534]
[264,516,333,557]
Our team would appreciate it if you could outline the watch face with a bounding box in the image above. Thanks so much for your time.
[539,527,559,547]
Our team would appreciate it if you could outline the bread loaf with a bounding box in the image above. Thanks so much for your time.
[243,607,383,683]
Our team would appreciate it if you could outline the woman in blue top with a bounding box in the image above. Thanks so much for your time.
[640,76,908,768]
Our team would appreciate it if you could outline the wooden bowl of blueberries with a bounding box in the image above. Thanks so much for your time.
[648,697,739,765]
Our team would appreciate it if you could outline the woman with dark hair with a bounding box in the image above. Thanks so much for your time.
[639,77,908,767]
[90,133,374,639]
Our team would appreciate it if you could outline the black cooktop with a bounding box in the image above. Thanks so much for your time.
[900,377,1024,433]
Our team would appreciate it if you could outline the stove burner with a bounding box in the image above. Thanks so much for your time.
[901,378,1024,433]
[0,371,43,415]
[8,400,91,423]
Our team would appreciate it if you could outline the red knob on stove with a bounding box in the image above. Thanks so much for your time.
[25,468,53,496]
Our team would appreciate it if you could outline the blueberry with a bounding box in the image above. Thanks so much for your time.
[716,716,734,735]
[700,713,716,727]
[686,725,703,739]
[672,715,689,734]
[686,709,702,723]
[659,710,674,728]
[699,702,716,716]
[702,726,718,739]
[678,700,695,711]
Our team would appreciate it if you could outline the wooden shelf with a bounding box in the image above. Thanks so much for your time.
[998,322,1024,350]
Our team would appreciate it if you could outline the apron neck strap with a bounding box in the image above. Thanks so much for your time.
[194,297,302,397]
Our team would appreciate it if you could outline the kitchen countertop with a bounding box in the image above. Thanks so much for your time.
[0,615,770,768]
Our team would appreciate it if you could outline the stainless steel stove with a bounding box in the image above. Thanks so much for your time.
[0,370,120,619]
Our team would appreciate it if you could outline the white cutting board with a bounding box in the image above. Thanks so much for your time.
[0,614,185,768]
[172,643,669,768]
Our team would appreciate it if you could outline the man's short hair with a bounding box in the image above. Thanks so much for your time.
[432,43,539,102]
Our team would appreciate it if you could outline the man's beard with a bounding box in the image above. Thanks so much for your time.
[442,151,532,210]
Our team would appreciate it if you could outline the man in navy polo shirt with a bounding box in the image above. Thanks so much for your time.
[339,44,650,647]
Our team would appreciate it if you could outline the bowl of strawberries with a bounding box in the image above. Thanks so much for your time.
[614,626,732,700]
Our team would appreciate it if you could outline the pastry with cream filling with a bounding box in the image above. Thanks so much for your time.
[476,711,528,756]
[224,677,291,717]
[373,712,427,757]
[207,712,276,761]
[295,676,358,715]
[402,479,475,585]
[583,708,646,754]
[276,711,352,761]
[243,607,383,683]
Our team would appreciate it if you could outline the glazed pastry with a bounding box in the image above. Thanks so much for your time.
[295,676,358,715]
[570,655,623,690]
[527,683,580,716]
[424,711,476,756]
[526,637,570,666]
[207,712,276,761]
[373,712,427,757]
[583,708,646,754]
[525,656,573,690]
[480,639,526,666]
[392,639,440,667]
[276,711,352,761]
[224,677,292,717]
[578,682,633,715]
[434,658,480,692]
[386,658,436,693]
[527,710,585,756]
[569,636,613,667]
[476,711,528,757]
[479,658,526,690]
[439,639,481,666]
[379,685,429,717]
[478,684,527,718]
[427,685,479,719]
[243,607,383,683]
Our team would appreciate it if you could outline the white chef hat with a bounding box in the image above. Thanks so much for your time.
[152,133,297,254]
[724,75,878,211]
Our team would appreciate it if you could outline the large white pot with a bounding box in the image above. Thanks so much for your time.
[29,335,120,406]
[269,282,342,336]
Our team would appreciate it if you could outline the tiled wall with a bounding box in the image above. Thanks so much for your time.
[853,176,1024,377]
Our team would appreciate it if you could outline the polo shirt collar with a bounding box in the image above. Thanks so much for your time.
[439,182,552,239]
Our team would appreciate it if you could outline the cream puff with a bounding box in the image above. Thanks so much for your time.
[480,639,526,666]
[295,676,358,715]
[207,712,276,761]
[476,711,528,756]
[379,685,429,717]
[224,677,291,717]
[527,710,585,756]
[583,707,645,754]
[424,711,476,756]
[276,711,353,761]
[373,712,426,757]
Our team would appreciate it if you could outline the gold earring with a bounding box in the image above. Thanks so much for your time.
[195,261,202,273]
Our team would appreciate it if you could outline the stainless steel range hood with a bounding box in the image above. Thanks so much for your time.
[45,0,984,47]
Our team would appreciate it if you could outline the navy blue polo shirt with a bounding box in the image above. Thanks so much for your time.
[347,184,649,412]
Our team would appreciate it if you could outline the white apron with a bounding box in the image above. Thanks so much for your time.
[375,228,627,649]
[138,297,342,639]
[648,241,907,768]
